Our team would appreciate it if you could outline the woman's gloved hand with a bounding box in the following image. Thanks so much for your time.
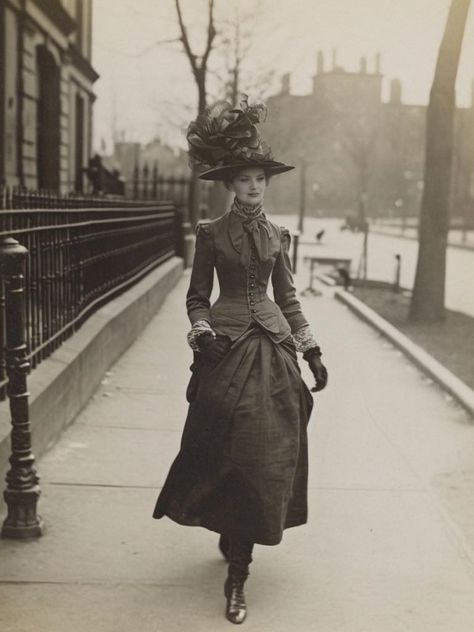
[198,333,232,364]
[303,347,328,392]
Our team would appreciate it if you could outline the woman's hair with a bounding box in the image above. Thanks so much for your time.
[223,169,271,191]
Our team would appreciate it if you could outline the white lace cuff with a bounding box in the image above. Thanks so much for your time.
[292,324,319,353]
[187,319,216,351]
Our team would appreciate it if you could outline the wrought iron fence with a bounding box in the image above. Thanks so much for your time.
[0,186,183,400]
[129,164,214,221]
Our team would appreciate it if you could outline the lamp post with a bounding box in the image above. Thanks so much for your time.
[311,182,320,217]
[395,198,405,232]
[1,236,42,539]
[297,157,307,234]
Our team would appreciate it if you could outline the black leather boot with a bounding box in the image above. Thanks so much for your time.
[224,575,247,624]
[224,538,254,624]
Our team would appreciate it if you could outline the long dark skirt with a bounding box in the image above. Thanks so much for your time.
[153,326,313,545]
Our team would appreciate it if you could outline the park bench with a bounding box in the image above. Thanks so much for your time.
[301,254,352,296]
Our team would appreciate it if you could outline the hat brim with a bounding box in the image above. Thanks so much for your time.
[198,161,295,181]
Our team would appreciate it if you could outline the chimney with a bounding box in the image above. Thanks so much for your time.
[332,47,337,70]
[375,52,381,74]
[390,79,402,104]
[280,73,291,96]
[317,50,324,75]
[359,57,367,74]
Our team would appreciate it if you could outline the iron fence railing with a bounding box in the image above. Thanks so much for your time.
[129,164,214,221]
[0,186,183,400]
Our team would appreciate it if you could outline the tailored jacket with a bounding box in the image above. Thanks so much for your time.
[186,210,309,343]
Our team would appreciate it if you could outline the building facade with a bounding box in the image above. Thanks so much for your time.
[0,0,98,192]
[262,51,474,222]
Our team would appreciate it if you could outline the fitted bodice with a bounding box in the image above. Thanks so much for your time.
[186,211,308,342]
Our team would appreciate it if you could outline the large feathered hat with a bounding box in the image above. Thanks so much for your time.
[186,95,294,181]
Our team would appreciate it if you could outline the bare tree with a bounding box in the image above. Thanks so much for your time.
[173,0,276,223]
[217,1,274,106]
[175,0,217,115]
[341,114,379,280]
[410,0,471,321]
[174,0,217,225]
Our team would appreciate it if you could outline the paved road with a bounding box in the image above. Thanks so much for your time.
[273,215,474,318]
[1,271,474,631]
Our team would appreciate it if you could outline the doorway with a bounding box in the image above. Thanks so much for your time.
[36,46,60,190]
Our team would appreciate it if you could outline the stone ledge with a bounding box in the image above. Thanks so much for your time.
[335,289,474,418]
[0,257,183,509]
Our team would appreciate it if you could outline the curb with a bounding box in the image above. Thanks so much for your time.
[0,257,184,511]
[334,289,474,418]
[371,228,474,252]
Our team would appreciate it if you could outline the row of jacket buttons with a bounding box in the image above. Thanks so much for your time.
[249,247,257,313]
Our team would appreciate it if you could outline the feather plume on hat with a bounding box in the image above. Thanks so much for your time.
[186,95,294,181]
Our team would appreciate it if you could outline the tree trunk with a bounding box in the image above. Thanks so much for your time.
[410,0,470,321]
[190,75,207,227]
[174,0,215,227]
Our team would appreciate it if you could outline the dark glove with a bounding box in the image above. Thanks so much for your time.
[303,347,328,392]
[198,333,231,364]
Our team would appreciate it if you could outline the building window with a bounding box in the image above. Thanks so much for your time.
[75,93,85,191]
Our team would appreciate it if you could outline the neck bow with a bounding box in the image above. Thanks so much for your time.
[229,205,280,267]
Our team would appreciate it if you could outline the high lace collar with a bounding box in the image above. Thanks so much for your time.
[231,197,264,220]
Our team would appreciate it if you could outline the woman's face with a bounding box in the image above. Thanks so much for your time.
[229,168,267,205]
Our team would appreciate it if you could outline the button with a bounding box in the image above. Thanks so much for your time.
[251,309,257,313]
[249,284,255,289]
[249,274,255,279]
[249,300,255,305]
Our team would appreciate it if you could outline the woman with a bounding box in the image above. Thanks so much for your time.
[153,99,328,624]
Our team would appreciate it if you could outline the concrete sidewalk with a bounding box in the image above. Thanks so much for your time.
[1,270,474,632]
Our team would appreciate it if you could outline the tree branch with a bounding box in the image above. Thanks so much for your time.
[201,0,217,70]
[175,0,199,77]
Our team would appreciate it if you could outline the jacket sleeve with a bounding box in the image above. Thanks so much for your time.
[271,227,309,333]
[186,223,214,325]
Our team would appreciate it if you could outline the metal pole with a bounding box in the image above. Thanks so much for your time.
[393,254,401,292]
[1,236,43,539]
[292,231,299,273]
[297,159,306,234]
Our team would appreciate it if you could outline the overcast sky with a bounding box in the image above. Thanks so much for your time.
[91,0,474,152]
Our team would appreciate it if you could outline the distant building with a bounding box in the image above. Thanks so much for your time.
[107,137,189,196]
[263,50,474,220]
[0,0,98,192]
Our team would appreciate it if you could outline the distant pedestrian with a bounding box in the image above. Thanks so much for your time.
[153,97,328,624]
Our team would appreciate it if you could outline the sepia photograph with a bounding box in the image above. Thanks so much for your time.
[0,0,474,630]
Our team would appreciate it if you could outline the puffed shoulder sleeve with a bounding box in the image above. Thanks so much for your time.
[271,227,309,333]
[186,222,214,325]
